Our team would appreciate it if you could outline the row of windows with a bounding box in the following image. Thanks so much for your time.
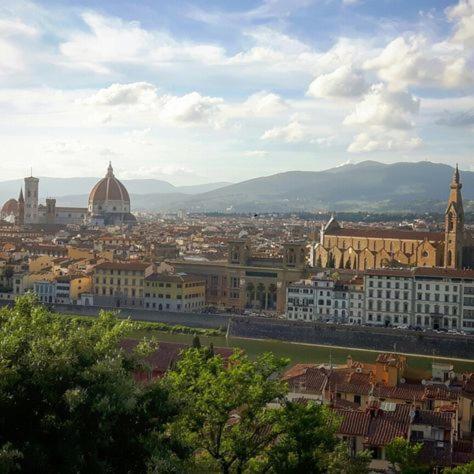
[97,269,143,276]
[95,288,142,297]
[144,293,204,299]
[368,290,410,300]
[368,280,410,289]
[416,293,458,303]
[95,277,143,286]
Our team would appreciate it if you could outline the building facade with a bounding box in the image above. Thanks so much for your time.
[172,240,308,313]
[286,267,474,332]
[1,163,136,228]
[144,272,206,312]
[92,261,151,308]
[313,167,474,271]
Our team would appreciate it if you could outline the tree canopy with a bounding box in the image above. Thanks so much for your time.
[0,294,178,473]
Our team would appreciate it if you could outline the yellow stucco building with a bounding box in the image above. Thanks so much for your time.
[313,166,474,271]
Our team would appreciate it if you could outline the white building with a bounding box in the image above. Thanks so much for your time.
[286,267,474,333]
[364,269,414,327]
[286,271,363,323]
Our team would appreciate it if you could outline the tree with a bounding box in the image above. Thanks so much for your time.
[325,442,371,474]
[385,437,428,474]
[164,348,289,473]
[443,461,474,474]
[0,443,22,474]
[192,334,201,349]
[258,402,370,474]
[0,295,179,473]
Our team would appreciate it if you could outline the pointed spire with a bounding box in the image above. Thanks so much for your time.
[106,161,114,177]
[453,163,460,185]
[18,188,24,203]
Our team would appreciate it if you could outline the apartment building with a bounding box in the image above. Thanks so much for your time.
[282,353,472,471]
[92,261,151,308]
[286,271,362,323]
[364,269,414,327]
[144,272,205,312]
[33,275,92,305]
[286,267,474,332]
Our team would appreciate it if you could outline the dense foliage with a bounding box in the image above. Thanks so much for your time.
[1,296,466,473]
[385,437,428,474]
[0,295,179,473]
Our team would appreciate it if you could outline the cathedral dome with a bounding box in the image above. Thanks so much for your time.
[1,198,18,217]
[89,163,130,206]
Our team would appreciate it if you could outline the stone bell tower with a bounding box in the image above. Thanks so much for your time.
[24,174,39,225]
[444,164,464,269]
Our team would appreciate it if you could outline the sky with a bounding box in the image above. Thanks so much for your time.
[0,0,473,185]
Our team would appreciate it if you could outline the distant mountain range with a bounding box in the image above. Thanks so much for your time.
[1,161,472,213]
[0,178,230,206]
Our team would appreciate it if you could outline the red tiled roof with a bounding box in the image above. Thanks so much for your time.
[364,416,408,447]
[94,261,150,271]
[336,410,371,437]
[120,339,233,374]
[413,410,453,429]
[325,227,444,241]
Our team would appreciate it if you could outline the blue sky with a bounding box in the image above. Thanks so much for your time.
[0,0,472,184]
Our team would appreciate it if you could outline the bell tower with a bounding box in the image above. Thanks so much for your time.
[444,164,464,269]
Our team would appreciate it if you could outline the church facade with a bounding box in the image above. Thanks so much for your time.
[1,163,135,228]
[313,166,474,270]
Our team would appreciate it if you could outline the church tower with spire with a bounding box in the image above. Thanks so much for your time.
[444,164,464,269]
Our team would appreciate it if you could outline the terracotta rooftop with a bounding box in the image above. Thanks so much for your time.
[325,227,444,241]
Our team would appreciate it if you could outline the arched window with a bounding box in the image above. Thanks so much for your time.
[448,212,454,231]
[447,250,452,267]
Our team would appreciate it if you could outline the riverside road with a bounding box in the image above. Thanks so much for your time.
[48,304,474,360]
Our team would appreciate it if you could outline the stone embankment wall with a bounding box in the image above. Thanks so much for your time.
[229,317,474,360]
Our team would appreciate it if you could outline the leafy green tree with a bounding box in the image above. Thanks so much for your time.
[443,461,474,473]
[0,443,22,474]
[192,334,201,349]
[258,402,370,474]
[325,442,372,474]
[0,295,178,473]
[164,348,288,474]
[385,437,428,474]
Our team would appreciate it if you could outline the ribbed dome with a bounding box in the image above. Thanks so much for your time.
[1,198,18,216]
[88,163,130,205]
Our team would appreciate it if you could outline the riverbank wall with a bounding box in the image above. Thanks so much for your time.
[229,317,474,360]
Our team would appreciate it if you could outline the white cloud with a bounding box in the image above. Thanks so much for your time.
[261,120,307,142]
[347,131,422,153]
[0,19,38,75]
[125,128,152,145]
[307,65,367,98]
[364,35,473,89]
[79,83,224,127]
[79,82,157,106]
[315,135,336,147]
[0,19,38,38]
[240,91,288,116]
[243,150,269,157]
[436,109,474,127]
[343,83,420,130]
[446,0,474,47]
[158,92,224,126]
[42,140,88,154]
[59,12,225,73]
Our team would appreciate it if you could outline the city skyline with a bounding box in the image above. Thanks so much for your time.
[0,0,473,184]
